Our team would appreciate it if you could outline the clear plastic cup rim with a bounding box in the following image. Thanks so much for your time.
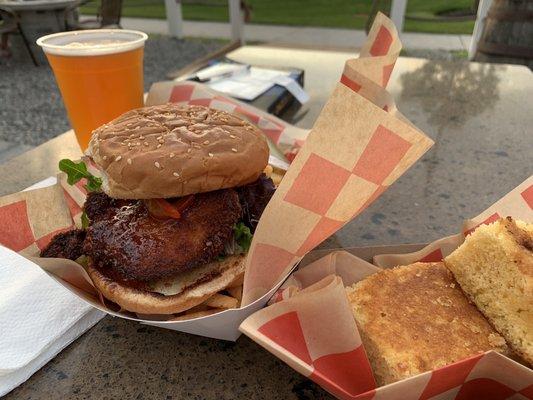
[36,29,148,56]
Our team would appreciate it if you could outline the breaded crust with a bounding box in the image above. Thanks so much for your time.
[83,189,241,283]
[346,262,508,386]
[87,255,245,315]
[40,229,86,260]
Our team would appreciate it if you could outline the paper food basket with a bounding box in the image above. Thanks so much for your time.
[240,176,533,399]
[0,13,433,341]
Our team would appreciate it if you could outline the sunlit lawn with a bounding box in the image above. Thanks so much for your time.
[81,0,475,34]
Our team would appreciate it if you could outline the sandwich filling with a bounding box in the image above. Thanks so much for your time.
[41,173,275,293]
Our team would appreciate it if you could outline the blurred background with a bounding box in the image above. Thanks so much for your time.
[80,0,478,34]
[0,0,531,160]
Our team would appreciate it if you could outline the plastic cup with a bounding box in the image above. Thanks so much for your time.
[37,30,148,150]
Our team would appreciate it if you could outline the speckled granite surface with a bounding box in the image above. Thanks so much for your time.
[2,47,532,399]
[6,318,328,400]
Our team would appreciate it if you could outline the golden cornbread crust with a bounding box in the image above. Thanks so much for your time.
[445,217,533,365]
[346,262,508,386]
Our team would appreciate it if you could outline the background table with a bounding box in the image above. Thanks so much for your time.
[2,46,532,399]
[0,0,81,64]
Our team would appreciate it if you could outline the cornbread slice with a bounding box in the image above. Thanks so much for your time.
[445,217,532,365]
[346,262,508,386]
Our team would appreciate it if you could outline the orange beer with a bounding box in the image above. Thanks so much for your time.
[37,30,148,149]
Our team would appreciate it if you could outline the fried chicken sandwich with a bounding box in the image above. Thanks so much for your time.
[41,104,275,315]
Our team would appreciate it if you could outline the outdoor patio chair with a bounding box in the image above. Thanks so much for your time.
[66,0,123,30]
[0,9,38,66]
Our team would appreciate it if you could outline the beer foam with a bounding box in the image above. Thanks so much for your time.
[63,40,129,48]
[37,29,148,56]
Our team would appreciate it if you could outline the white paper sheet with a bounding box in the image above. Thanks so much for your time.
[0,246,104,396]
[0,177,105,396]
[207,66,297,101]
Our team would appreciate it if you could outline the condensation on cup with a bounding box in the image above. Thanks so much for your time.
[37,30,148,150]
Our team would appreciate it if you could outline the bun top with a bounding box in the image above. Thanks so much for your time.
[88,104,269,199]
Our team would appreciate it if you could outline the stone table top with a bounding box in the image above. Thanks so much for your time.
[2,45,532,399]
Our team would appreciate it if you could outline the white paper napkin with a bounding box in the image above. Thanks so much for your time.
[0,178,105,396]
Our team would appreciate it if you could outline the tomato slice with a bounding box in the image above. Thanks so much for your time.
[145,195,195,220]
[145,198,182,219]
[174,194,195,213]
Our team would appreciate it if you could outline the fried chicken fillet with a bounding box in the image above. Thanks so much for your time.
[82,190,242,286]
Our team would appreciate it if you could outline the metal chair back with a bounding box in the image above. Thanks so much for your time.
[0,9,17,34]
[99,0,123,27]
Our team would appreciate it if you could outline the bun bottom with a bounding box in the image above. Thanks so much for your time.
[87,255,246,315]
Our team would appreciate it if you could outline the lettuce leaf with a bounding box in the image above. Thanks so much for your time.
[223,221,253,257]
[59,159,102,192]
[234,221,253,253]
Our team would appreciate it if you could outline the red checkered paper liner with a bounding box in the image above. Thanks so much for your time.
[373,175,533,268]
[342,12,400,114]
[0,157,103,257]
[240,177,533,399]
[238,13,433,305]
[241,256,378,400]
[0,184,74,257]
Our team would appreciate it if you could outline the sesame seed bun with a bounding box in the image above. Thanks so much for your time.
[87,254,246,315]
[88,104,269,199]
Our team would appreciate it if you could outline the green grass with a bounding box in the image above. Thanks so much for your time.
[81,0,475,34]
